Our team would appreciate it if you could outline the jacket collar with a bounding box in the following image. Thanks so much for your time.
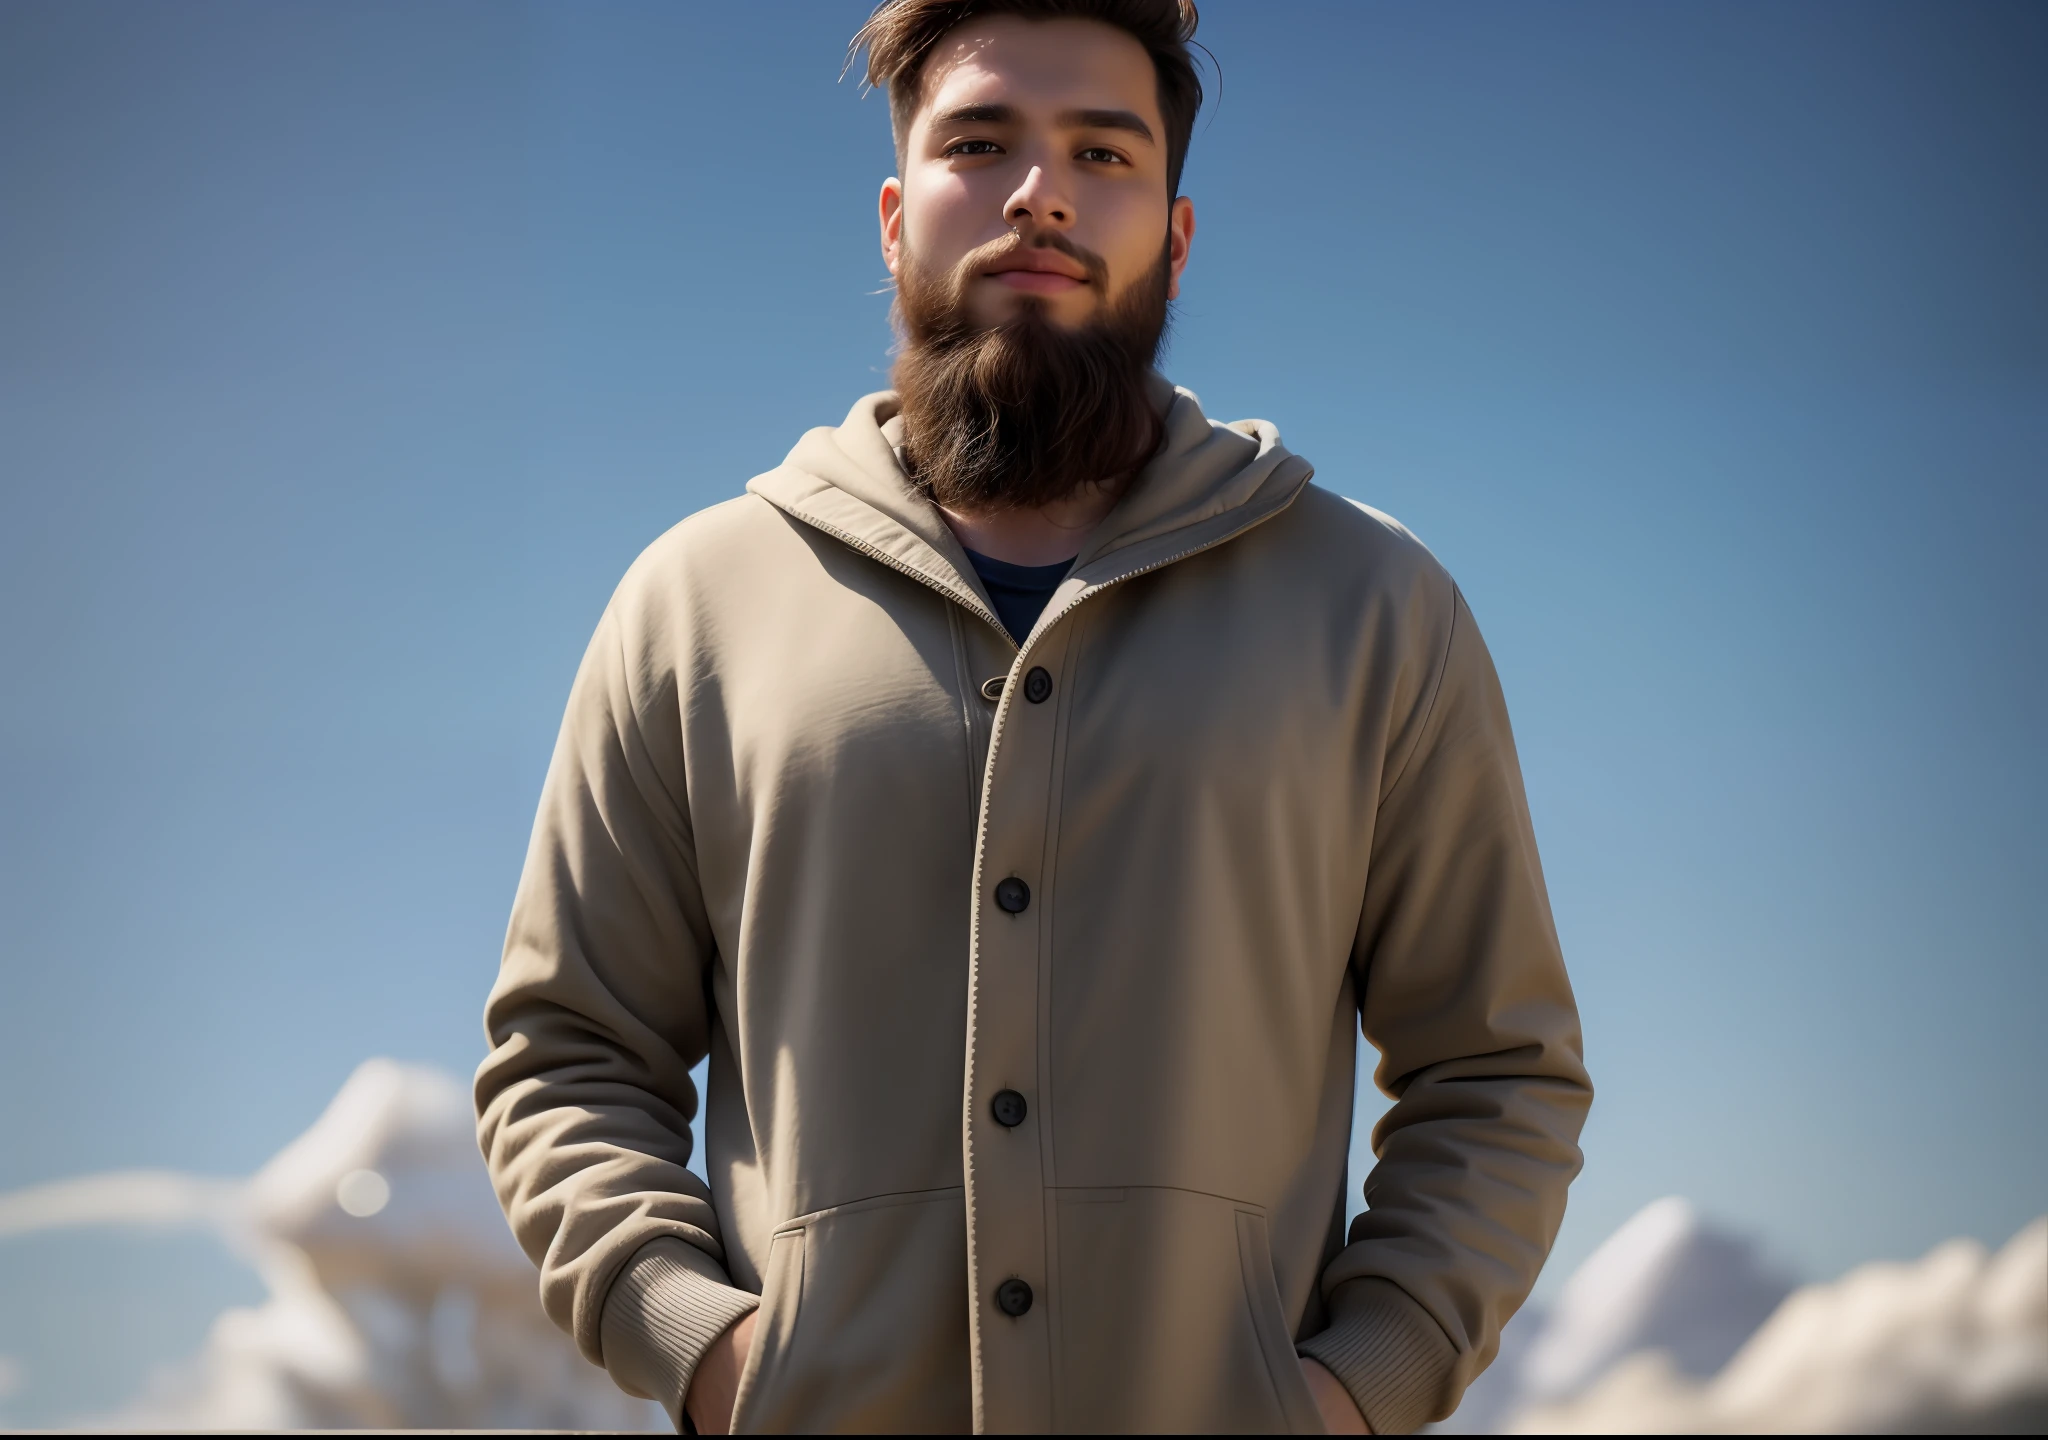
[746,377,1315,644]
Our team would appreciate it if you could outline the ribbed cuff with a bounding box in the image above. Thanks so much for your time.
[599,1236,761,1430]
[1296,1277,1459,1435]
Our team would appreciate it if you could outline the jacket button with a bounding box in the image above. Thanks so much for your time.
[996,1278,1033,1316]
[1023,666,1053,703]
[979,676,1005,702]
[994,877,1030,913]
[991,1089,1028,1127]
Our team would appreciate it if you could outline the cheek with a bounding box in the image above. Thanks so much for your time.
[1089,191,1172,285]
[905,169,1000,257]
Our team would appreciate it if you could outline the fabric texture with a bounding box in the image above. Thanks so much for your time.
[476,378,1592,1434]
[1298,1278,1461,1434]
[599,1237,760,1428]
[963,548,1076,644]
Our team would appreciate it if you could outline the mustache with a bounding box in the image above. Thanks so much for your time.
[963,230,1109,289]
[898,231,1111,343]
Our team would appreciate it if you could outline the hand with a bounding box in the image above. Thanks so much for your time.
[1301,1356,1371,1434]
[682,1309,757,1436]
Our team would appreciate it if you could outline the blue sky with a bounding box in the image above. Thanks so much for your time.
[1,0,2043,1423]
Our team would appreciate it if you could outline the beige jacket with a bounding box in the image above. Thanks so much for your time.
[476,382,1591,1434]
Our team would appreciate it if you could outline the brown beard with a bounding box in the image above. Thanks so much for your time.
[891,230,1171,514]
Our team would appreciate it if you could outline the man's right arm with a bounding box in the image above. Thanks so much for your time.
[475,596,757,1429]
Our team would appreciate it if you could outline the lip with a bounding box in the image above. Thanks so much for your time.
[988,269,1086,293]
[982,252,1090,287]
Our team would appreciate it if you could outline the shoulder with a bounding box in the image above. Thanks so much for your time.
[609,492,798,608]
[1266,482,1459,617]
[622,492,789,585]
[1285,484,1442,567]
[592,492,802,663]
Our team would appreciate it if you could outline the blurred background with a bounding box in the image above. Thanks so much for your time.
[1,0,2042,1430]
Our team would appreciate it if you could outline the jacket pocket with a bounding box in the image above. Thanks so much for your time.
[730,1187,969,1434]
[727,1226,802,1434]
[1237,1209,1328,1434]
[1053,1185,1318,1433]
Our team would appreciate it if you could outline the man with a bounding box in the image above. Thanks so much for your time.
[476,1,1591,1433]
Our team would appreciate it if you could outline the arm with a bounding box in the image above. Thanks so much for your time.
[475,600,757,1429]
[1298,588,1593,1433]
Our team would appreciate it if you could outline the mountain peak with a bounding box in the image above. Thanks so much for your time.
[1519,1197,1794,1403]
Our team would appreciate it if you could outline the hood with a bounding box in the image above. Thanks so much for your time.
[746,376,1315,647]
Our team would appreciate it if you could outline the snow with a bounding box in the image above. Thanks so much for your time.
[0,1058,663,1431]
[1517,1195,1796,1403]
[1438,1199,2048,1433]
[1514,1217,2048,1432]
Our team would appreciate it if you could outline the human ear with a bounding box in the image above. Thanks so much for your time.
[1166,194,1195,301]
[879,178,905,278]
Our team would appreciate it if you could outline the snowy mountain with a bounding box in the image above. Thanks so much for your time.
[1518,1196,1796,1403]
[1433,1196,1793,1433]
[0,1059,663,1431]
[1437,1195,2047,1433]
[1516,1215,2048,1433]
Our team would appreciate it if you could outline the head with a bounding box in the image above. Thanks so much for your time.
[853,1,1203,514]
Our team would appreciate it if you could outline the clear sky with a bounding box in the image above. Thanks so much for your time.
[1,0,2043,1423]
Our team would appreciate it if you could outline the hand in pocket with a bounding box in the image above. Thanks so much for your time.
[685,1309,759,1436]
[1301,1356,1370,1433]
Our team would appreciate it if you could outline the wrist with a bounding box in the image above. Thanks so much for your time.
[599,1238,760,1429]
[683,1308,757,1436]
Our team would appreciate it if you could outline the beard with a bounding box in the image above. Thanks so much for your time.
[891,230,1171,514]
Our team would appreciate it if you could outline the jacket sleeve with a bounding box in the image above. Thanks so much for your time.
[474,599,757,1427]
[1297,586,1593,1433]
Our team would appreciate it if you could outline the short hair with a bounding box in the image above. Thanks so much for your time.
[850,0,1205,196]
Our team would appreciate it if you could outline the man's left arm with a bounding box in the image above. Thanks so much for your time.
[1298,586,1594,1434]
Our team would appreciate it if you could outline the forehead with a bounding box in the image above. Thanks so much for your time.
[913,14,1161,127]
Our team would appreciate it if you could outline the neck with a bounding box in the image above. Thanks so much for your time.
[938,479,1125,567]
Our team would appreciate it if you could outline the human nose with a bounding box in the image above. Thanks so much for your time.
[1003,164,1074,231]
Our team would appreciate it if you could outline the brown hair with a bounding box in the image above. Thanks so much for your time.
[850,0,1205,196]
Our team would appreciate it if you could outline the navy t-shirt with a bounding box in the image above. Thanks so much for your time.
[964,548,1075,646]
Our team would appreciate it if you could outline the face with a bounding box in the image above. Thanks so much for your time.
[879,15,1196,332]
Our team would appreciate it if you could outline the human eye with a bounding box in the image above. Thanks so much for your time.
[944,138,1004,157]
[1077,146,1129,165]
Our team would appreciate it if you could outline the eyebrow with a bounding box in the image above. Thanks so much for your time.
[928,103,1156,145]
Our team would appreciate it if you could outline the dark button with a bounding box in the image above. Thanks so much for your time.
[994,877,1031,914]
[1023,666,1053,704]
[979,676,1005,702]
[991,1089,1028,1127]
[996,1278,1034,1316]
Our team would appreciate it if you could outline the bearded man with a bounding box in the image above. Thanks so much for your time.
[475,2,1591,1434]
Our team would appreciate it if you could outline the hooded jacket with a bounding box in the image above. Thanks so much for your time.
[476,382,1591,1434]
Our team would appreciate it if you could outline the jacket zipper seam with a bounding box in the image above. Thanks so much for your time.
[1019,487,1309,657]
[787,509,1019,652]
[945,604,988,823]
